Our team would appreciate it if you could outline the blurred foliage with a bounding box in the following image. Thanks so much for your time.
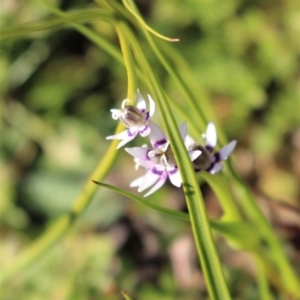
[1,0,299,299]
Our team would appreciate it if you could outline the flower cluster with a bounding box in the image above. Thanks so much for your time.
[106,90,236,196]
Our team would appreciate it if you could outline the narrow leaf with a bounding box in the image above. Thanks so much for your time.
[92,181,190,222]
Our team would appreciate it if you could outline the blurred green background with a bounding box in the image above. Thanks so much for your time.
[1,0,300,299]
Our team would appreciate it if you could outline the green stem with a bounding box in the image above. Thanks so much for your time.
[119,0,299,291]
[116,23,137,101]
[122,0,179,42]
[123,24,231,300]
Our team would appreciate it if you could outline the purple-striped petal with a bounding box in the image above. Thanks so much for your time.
[125,147,150,160]
[167,167,182,187]
[218,140,237,161]
[206,122,217,151]
[144,172,168,197]
[106,129,138,149]
[207,163,223,174]
[106,128,138,140]
[148,94,155,117]
[136,89,146,111]
[184,135,196,149]
[138,168,163,192]
[139,125,151,137]
[116,136,136,149]
[106,129,129,140]
[135,158,154,169]
[130,176,144,188]
[136,159,154,169]
[148,121,167,148]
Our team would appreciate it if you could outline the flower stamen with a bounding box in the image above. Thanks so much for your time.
[121,98,130,109]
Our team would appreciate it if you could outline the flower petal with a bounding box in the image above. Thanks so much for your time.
[184,135,196,150]
[179,121,187,140]
[148,94,156,117]
[138,168,163,192]
[143,173,168,197]
[106,129,138,149]
[115,136,136,149]
[207,163,223,174]
[125,147,150,160]
[139,125,151,137]
[206,122,217,151]
[167,167,182,187]
[189,149,202,161]
[148,121,167,148]
[135,158,154,169]
[136,89,146,111]
[218,140,237,161]
[106,129,136,140]
[130,176,144,188]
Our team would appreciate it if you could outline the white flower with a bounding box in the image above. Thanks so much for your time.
[185,122,237,174]
[106,90,155,149]
[125,121,201,197]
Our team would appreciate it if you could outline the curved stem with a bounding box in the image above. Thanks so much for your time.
[122,24,231,300]
[122,0,179,42]
[116,23,137,101]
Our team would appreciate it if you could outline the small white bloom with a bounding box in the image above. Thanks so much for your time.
[185,122,237,174]
[106,89,156,149]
